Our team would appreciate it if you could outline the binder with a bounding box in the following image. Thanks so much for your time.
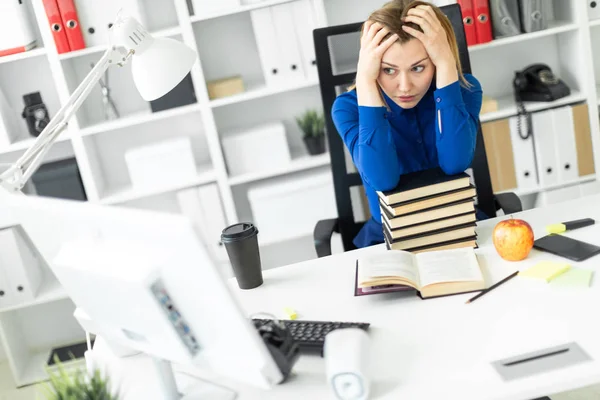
[572,103,595,177]
[457,0,478,46]
[271,4,305,83]
[531,108,559,187]
[588,0,600,21]
[489,0,522,39]
[250,7,287,87]
[75,0,147,48]
[552,106,579,184]
[291,0,319,80]
[481,119,517,192]
[56,0,85,51]
[473,0,493,44]
[508,116,538,190]
[42,0,70,54]
[0,226,44,306]
[519,0,548,33]
[0,1,37,57]
[192,0,241,18]
[196,184,230,264]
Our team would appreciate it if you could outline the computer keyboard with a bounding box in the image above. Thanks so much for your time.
[252,318,370,355]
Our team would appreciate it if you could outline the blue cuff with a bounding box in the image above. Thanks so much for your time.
[433,80,464,109]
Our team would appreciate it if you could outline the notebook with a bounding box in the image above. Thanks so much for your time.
[377,168,471,205]
[354,247,485,299]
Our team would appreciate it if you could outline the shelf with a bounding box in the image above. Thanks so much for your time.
[479,90,585,123]
[468,22,579,52]
[0,48,46,65]
[228,153,330,185]
[590,19,600,27]
[58,26,182,61]
[0,275,68,314]
[80,103,202,136]
[100,167,216,205]
[210,78,319,108]
[0,134,72,155]
[190,0,297,22]
[496,175,597,197]
[15,349,52,387]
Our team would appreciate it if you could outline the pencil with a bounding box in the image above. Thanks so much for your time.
[465,270,519,304]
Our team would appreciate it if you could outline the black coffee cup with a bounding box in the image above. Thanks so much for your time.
[221,222,263,290]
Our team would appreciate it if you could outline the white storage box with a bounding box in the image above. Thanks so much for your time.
[248,170,337,245]
[0,87,20,149]
[222,121,291,176]
[125,137,198,190]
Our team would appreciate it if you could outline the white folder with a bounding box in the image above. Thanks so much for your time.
[75,0,147,47]
[509,116,539,190]
[176,186,229,267]
[552,106,579,183]
[531,109,559,187]
[0,226,44,306]
[0,87,20,149]
[589,0,600,20]
[192,0,241,18]
[0,1,36,54]
[271,3,305,83]
[250,8,287,87]
[291,0,319,80]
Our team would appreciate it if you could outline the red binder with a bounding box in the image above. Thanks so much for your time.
[56,0,85,51]
[41,0,70,54]
[457,0,477,47]
[473,0,493,44]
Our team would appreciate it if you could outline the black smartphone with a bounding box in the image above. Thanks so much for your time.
[533,234,600,262]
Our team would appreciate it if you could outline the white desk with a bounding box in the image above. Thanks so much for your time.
[94,195,600,400]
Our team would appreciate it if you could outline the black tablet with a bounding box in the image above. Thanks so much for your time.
[533,234,600,262]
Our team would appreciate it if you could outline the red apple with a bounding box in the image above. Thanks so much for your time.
[492,218,534,261]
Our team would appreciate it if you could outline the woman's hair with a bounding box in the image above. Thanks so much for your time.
[349,0,470,90]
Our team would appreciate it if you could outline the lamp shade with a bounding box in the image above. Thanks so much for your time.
[110,14,197,101]
[131,37,197,101]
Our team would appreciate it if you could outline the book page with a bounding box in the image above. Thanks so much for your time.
[358,251,418,286]
[415,248,482,288]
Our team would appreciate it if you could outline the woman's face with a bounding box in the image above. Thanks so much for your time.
[377,38,435,109]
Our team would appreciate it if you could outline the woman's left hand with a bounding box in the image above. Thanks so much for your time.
[402,5,454,69]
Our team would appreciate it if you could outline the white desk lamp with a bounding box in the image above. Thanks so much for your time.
[0,12,197,193]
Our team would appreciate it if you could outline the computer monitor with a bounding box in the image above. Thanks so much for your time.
[0,190,284,399]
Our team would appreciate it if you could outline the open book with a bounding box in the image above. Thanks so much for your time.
[354,247,485,299]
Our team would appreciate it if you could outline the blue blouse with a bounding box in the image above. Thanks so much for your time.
[331,74,483,248]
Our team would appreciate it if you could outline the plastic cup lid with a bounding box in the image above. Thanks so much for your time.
[221,222,258,241]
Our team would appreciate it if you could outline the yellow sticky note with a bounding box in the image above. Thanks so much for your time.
[519,261,571,282]
[550,269,594,288]
[283,307,297,320]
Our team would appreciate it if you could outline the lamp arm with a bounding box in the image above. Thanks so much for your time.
[0,47,129,192]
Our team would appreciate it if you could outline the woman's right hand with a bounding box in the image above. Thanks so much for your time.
[356,21,399,84]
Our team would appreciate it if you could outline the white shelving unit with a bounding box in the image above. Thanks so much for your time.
[1,0,600,388]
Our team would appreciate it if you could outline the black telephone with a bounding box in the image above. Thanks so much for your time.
[513,64,571,139]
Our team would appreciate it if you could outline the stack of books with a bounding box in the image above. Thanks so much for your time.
[377,168,478,253]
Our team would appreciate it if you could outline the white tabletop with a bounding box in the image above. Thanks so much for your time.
[96,194,600,400]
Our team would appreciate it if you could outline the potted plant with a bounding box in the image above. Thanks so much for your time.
[296,109,326,155]
[39,358,120,400]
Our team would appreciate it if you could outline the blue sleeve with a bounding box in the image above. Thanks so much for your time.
[331,92,401,191]
[433,74,483,174]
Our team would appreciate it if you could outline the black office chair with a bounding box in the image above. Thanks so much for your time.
[312,3,522,258]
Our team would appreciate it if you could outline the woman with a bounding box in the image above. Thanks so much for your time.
[331,0,483,249]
